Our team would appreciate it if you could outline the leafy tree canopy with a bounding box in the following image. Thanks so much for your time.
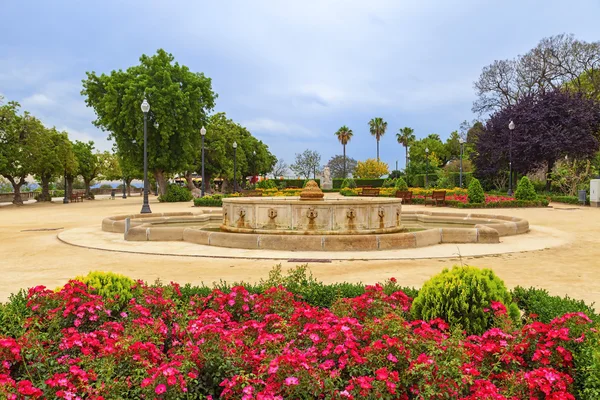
[327,155,358,179]
[355,158,389,179]
[291,149,321,179]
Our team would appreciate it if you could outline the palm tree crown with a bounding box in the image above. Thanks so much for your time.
[396,127,415,147]
[368,117,387,161]
[335,125,353,145]
[335,126,353,179]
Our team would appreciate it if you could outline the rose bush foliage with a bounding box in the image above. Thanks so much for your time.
[0,275,596,399]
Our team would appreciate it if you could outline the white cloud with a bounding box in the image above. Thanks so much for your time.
[22,93,54,107]
[242,118,317,138]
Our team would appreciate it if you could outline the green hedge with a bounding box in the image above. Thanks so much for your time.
[445,199,549,208]
[194,195,223,207]
[411,174,439,188]
[411,172,473,188]
[548,195,590,205]
[278,179,320,188]
[333,178,385,189]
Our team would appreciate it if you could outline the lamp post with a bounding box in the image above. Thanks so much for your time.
[253,150,256,180]
[425,147,429,188]
[406,146,410,186]
[63,169,69,204]
[233,141,238,192]
[200,126,206,197]
[508,120,515,196]
[459,137,465,188]
[154,122,159,196]
[140,99,151,214]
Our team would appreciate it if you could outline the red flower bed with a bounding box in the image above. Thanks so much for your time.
[0,281,593,399]
[446,194,516,204]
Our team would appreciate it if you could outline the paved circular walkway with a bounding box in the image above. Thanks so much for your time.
[58,224,569,261]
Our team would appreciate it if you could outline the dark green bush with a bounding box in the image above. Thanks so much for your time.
[388,170,403,179]
[548,194,590,205]
[341,178,357,189]
[411,266,520,335]
[515,176,537,201]
[256,179,277,189]
[194,195,223,207]
[0,290,30,337]
[158,184,193,202]
[446,199,549,208]
[574,328,600,399]
[511,286,598,323]
[467,178,485,203]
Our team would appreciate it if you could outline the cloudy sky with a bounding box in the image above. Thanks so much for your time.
[2,0,600,172]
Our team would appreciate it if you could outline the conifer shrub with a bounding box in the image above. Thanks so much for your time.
[467,178,485,203]
[515,176,537,201]
[73,271,136,308]
[341,178,357,189]
[411,266,520,335]
[394,177,408,191]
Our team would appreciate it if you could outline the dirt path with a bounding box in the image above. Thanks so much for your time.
[0,197,598,306]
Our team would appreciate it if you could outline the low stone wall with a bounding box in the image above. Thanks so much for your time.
[102,210,529,252]
[0,192,36,203]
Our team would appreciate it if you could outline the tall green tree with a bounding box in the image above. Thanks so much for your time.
[445,131,462,160]
[0,102,42,204]
[396,127,415,173]
[82,49,217,195]
[334,125,353,178]
[31,128,67,201]
[368,117,387,161]
[73,141,102,198]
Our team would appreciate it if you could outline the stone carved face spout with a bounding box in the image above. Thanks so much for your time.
[307,207,318,220]
[346,209,356,219]
[378,207,385,218]
[238,209,246,218]
[268,208,277,219]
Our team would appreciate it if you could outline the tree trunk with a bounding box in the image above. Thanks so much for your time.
[377,139,380,162]
[84,179,92,198]
[204,172,213,194]
[67,176,74,199]
[39,174,52,202]
[546,160,555,192]
[184,172,196,191]
[154,170,168,196]
[343,144,346,179]
[6,176,25,205]
[126,179,133,196]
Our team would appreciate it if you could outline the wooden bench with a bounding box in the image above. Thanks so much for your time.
[395,190,413,204]
[425,190,447,206]
[359,188,380,197]
[69,192,85,203]
[242,190,263,197]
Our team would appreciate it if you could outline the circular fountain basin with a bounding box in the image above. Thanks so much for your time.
[221,197,403,235]
[101,208,529,252]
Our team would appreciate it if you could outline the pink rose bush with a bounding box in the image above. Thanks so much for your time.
[0,279,594,398]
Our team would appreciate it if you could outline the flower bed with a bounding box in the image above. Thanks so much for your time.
[0,268,598,399]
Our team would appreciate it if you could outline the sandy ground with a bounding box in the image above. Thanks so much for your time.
[0,196,599,306]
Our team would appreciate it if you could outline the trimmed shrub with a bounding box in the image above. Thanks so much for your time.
[382,178,395,187]
[394,177,408,191]
[194,195,223,207]
[341,178,357,189]
[467,178,485,204]
[73,271,137,308]
[511,286,598,324]
[0,290,30,337]
[256,179,277,189]
[515,176,537,201]
[411,266,520,335]
[158,184,193,202]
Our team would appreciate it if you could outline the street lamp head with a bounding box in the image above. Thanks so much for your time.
[154,121,159,129]
[233,141,237,149]
[253,150,256,156]
[508,120,515,130]
[425,147,429,153]
[141,99,150,113]
[459,138,464,144]
[200,126,206,136]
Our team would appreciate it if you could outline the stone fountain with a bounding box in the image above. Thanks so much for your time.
[220,180,403,235]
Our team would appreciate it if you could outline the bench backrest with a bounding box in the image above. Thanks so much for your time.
[395,190,412,199]
[361,188,380,195]
[243,190,263,197]
[432,190,446,199]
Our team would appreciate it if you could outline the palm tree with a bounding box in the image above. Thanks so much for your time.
[396,127,415,173]
[335,125,353,178]
[368,117,387,161]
